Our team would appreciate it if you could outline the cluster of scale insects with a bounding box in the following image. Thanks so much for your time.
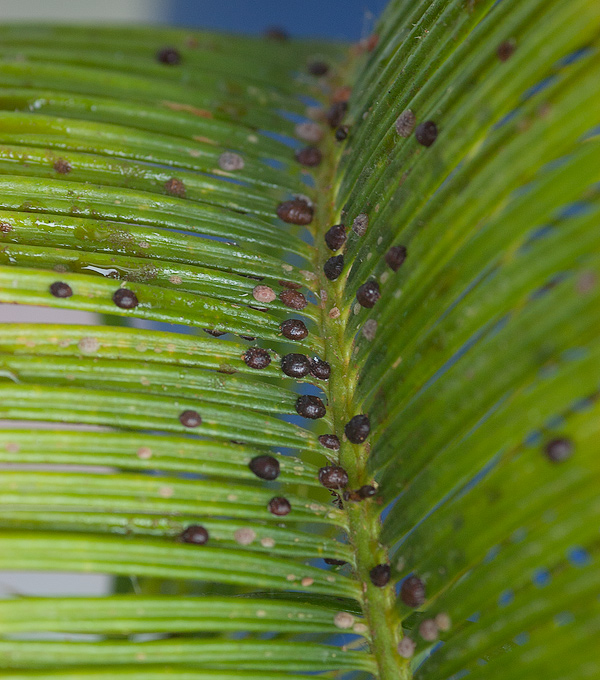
[40,37,576,636]
[40,45,441,598]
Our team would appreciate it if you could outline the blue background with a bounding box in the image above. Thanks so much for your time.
[169,0,388,40]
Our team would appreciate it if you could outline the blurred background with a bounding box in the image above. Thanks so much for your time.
[0,0,387,40]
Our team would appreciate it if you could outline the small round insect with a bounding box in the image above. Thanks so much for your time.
[395,109,416,138]
[497,39,516,61]
[180,524,209,544]
[218,151,245,171]
[318,434,340,450]
[415,121,438,147]
[204,328,226,337]
[345,414,370,444]
[335,125,349,141]
[281,353,311,378]
[295,394,326,419]
[326,101,347,128]
[53,158,72,174]
[397,637,416,659]
[157,47,181,65]
[295,121,323,143]
[362,319,377,341]
[179,409,201,428]
[280,318,308,341]
[324,255,344,281]
[419,619,438,641]
[243,347,271,370]
[385,245,407,271]
[352,213,369,236]
[280,289,307,310]
[358,485,377,498]
[310,357,331,380]
[356,280,380,308]
[165,177,186,197]
[113,288,139,309]
[400,575,426,607]
[49,281,73,298]
[544,437,574,463]
[324,558,347,566]
[249,455,280,480]
[369,563,391,587]
[308,60,329,76]
[295,146,322,167]
[268,496,291,516]
[319,465,349,489]
[334,612,354,629]
[276,199,314,225]
[435,612,451,631]
[324,224,347,251]
[252,284,276,304]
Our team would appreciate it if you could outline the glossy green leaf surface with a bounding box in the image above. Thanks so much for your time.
[0,3,598,680]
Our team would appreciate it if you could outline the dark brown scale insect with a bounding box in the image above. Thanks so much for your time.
[385,245,407,272]
[325,224,347,251]
[326,101,348,128]
[280,318,308,341]
[179,409,202,428]
[356,280,380,308]
[249,455,280,480]
[415,121,438,147]
[345,414,370,444]
[53,158,72,174]
[204,328,226,337]
[295,394,326,419]
[243,347,271,370]
[310,357,331,380]
[358,484,377,498]
[264,27,289,42]
[544,437,574,463]
[281,353,311,378]
[49,281,72,299]
[239,335,257,341]
[497,39,516,61]
[156,47,181,65]
[165,177,186,197]
[268,496,291,516]
[370,563,391,587]
[324,558,347,566]
[318,434,340,450]
[295,146,322,167]
[319,465,349,489]
[180,524,209,544]
[280,289,307,310]
[112,288,139,309]
[308,60,329,76]
[276,199,314,225]
[335,125,349,141]
[401,575,426,607]
[324,255,344,281]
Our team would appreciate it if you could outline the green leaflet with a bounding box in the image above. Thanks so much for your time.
[0,533,358,598]
[0,595,362,635]
[0,3,599,680]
